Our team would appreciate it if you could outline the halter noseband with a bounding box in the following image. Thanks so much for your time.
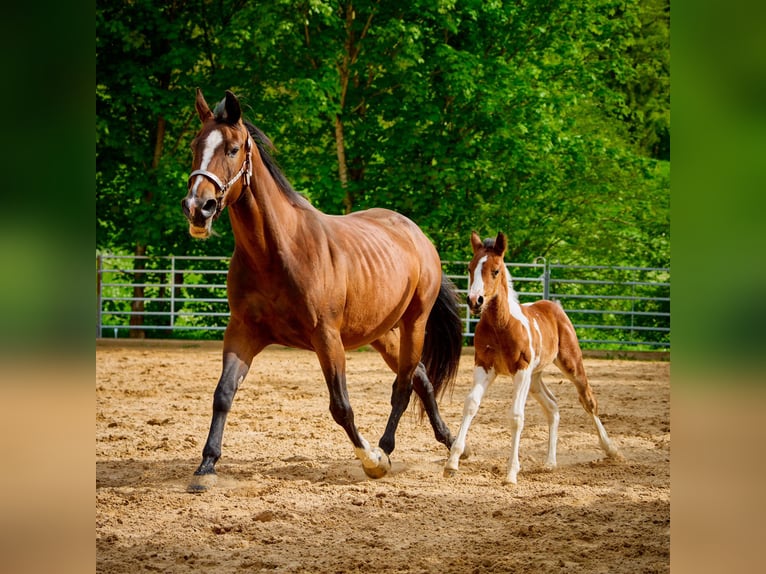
[187,134,253,219]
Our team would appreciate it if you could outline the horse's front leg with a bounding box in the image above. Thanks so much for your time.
[444,365,496,477]
[187,328,261,492]
[314,331,390,478]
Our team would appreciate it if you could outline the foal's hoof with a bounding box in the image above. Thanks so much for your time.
[187,472,217,493]
[443,467,458,478]
[460,443,473,460]
[362,447,391,479]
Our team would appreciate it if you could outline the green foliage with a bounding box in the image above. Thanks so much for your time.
[97,0,669,268]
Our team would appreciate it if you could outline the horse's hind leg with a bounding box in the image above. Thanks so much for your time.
[529,372,560,470]
[188,322,263,492]
[412,365,454,448]
[373,331,454,449]
[376,319,429,459]
[554,352,621,460]
[315,329,391,478]
[444,365,496,477]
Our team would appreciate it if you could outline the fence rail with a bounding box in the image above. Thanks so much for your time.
[97,255,670,351]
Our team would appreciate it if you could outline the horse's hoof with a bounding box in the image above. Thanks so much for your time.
[443,467,458,478]
[362,447,391,479]
[607,449,625,461]
[187,472,217,493]
[460,444,473,460]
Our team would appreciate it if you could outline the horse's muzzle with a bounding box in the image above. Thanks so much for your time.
[182,196,217,223]
[181,196,218,238]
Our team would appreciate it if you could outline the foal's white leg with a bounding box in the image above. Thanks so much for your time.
[529,373,560,470]
[443,366,496,477]
[505,368,534,485]
[591,414,622,459]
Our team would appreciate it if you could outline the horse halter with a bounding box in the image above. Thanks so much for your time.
[187,134,253,219]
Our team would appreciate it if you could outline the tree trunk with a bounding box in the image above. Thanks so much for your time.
[129,116,165,338]
[335,114,352,214]
[333,3,376,214]
[129,242,146,338]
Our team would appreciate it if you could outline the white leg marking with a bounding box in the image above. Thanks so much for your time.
[530,373,560,470]
[191,129,223,196]
[592,414,621,458]
[445,366,496,475]
[505,368,534,484]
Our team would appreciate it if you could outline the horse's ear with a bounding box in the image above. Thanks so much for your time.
[494,232,507,257]
[195,88,213,122]
[220,90,242,125]
[470,231,483,254]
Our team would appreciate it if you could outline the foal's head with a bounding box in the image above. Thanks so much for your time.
[181,89,253,239]
[467,231,509,315]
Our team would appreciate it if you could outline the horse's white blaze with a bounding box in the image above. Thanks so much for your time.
[469,255,487,300]
[191,129,223,196]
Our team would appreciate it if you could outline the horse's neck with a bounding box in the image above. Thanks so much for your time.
[228,153,312,265]
[489,271,527,329]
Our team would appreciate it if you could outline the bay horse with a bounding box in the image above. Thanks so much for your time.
[444,232,621,484]
[181,89,463,491]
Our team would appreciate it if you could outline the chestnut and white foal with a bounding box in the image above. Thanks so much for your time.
[444,232,621,484]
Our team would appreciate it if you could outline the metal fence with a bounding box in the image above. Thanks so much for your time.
[96,254,669,350]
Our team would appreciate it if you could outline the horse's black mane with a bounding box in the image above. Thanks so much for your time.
[210,101,310,209]
[482,238,496,249]
[242,120,311,209]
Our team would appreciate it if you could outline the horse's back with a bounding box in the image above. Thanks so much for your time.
[524,299,581,365]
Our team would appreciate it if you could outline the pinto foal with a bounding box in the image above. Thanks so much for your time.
[444,232,621,484]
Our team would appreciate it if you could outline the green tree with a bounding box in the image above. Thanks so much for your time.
[97,0,669,276]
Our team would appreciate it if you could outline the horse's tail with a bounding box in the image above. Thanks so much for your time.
[420,275,464,414]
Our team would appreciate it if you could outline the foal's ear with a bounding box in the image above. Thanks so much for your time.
[219,90,242,125]
[494,232,507,257]
[470,231,483,254]
[195,88,213,122]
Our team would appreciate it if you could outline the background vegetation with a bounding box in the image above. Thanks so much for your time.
[96,0,669,266]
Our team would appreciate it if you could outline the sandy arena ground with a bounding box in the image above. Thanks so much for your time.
[96,341,669,573]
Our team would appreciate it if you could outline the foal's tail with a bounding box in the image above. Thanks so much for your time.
[421,275,464,411]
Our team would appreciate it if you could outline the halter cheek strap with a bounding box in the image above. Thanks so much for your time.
[187,135,253,218]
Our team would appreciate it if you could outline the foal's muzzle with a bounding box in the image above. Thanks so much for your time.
[468,294,484,315]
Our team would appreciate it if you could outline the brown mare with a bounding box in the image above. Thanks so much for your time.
[444,232,621,484]
[181,90,463,491]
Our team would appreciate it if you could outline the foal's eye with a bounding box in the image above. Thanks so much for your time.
[228,146,240,157]
[491,269,500,278]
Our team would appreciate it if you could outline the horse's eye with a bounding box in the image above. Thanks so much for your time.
[228,146,240,157]
[491,269,500,278]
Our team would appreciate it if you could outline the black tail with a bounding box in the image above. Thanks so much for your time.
[421,275,464,409]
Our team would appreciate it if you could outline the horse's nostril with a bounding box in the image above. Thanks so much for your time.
[181,198,191,218]
[477,296,484,306]
[201,199,218,218]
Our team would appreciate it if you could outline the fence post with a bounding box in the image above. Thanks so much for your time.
[170,256,176,330]
[535,257,550,300]
[96,254,103,338]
